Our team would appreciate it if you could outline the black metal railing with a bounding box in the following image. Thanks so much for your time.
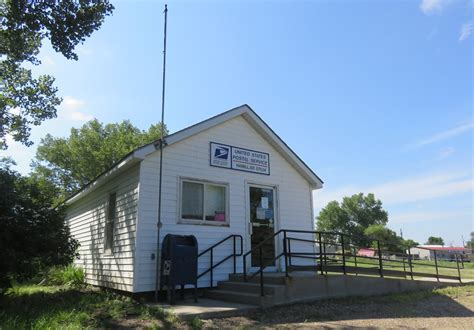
[287,232,464,282]
[243,229,464,296]
[242,229,290,296]
[197,234,243,287]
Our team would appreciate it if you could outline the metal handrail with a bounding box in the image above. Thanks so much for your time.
[242,229,287,296]
[244,229,463,297]
[197,234,243,287]
[286,236,463,269]
[287,236,463,269]
[242,229,284,259]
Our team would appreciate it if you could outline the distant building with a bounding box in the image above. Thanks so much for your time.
[410,245,471,262]
[357,248,377,257]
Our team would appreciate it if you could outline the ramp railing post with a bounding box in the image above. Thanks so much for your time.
[402,254,407,278]
[318,232,324,275]
[377,240,383,278]
[341,234,346,275]
[288,237,292,267]
[323,240,328,275]
[353,246,358,275]
[434,250,439,282]
[233,235,236,274]
[259,245,264,296]
[408,248,414,280]
[243,255,247,282]
[283,231,289,277]
[210,249,214,287]
[455,253,462,283]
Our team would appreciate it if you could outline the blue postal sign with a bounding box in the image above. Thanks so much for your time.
[210,142,270,175]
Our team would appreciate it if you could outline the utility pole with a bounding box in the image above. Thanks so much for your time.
[155,3,168,303]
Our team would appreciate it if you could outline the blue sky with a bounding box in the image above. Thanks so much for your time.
[2,0,472,246]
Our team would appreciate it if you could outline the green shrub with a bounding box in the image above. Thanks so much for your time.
[190,317,204,329]
[46,265,84,287]
[0,166,79,293]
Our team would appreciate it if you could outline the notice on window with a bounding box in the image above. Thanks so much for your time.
[210,142,270,175]
[261,197,269,209]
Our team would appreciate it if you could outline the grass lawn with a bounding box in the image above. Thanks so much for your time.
[0,285,184,329]
[341,257,474,280]
[1,283,473,329]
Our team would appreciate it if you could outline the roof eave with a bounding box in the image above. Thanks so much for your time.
[133,104,324,189]
[65,103,324,205]
[65,154,142,205]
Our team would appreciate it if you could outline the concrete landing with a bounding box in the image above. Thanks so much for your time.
[208,272,472,308]
[153,297,257,320]
[149,274,474,319]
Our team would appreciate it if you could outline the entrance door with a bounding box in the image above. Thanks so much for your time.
[249,185,277,270]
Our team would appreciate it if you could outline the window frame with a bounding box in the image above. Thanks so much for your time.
[104,191,117,255]
[178,177,230,226]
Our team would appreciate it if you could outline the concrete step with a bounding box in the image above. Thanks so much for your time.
[204,289,269,306]
[217,280,285,295]
[229,273,287,285]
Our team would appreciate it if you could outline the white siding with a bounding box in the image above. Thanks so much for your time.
[135,116,315,292]
[66,165,140,292]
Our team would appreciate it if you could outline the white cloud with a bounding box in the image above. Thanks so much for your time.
[314,185,359,209]
[419,0,458,15]
[438,146,455,159]
[62,96,86,110]
[70,111,94,121]
[459,21,473,41]
[59,96,94,121]
[420,0,445,14]
[314,170,473,208]
[0,96,95,174]
[409,121,473,149]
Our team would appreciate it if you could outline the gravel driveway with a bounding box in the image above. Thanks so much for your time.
[201,285,474,329]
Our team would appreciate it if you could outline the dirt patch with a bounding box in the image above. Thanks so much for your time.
[202,288,474,329]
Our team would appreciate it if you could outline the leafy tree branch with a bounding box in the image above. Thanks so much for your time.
[0,0,114,149]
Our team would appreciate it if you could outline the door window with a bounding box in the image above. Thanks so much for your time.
[249,186,276,267]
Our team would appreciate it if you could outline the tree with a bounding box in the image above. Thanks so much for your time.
[32,119,167,196]
[0,0,114,149]
[426,236,444,246]
[402,239,419,250]
[466,232,474,250]
[0,163,78,292]
[363,224,412,253]
[316,193,388,245]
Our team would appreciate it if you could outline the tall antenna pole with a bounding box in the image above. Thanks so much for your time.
[155,3,168,302]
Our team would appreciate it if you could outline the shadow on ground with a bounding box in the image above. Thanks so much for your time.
[205,290,474,328]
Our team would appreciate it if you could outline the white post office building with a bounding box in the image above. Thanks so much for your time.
[65,105,323,293]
